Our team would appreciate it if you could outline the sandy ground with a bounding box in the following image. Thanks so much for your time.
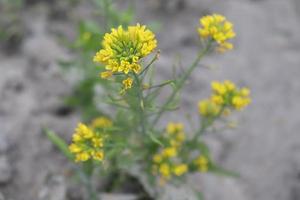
[0,0,300,199]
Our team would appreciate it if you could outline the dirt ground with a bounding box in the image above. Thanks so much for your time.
[1,0,300,199]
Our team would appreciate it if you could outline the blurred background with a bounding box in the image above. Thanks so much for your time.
[0,0,300,199]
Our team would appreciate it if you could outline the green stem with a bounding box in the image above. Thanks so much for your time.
[81,160,98,200]
[133,73,146,135]
[150,43,212,127]
[192,106,226,141]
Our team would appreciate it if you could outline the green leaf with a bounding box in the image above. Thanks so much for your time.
[147,131,164,147]
[43,128,74,161]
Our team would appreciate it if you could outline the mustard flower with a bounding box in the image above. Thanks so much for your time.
[69,123,105,162]
[198,99,221,117]
[93,24,157,91]
[159,163,171,179]
[162,147,177,158]
[166,122,184,135]
[210,80,251,110]
[173,164,188,176]
[152,122,187,181]
[198,14,236,52]
[122,77,133,90]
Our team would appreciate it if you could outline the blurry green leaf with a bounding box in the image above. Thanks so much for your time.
[147,131,164,147]
[44,128,73,161]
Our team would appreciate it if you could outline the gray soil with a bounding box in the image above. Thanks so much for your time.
[0,0,300,199]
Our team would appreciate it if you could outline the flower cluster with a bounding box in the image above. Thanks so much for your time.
[69,123,106,162]
[199,80,251,117]
[93,24,157,92]
[198,14,236,52]
[152,123,188,181]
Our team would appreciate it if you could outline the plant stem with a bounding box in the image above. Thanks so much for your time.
[133,73,146,135]
[150,43,212,128]
[192,106,226,141]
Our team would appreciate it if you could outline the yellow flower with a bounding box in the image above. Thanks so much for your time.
[211,81,227,95]
[92,137,103,148]
[100,71,113,79]
[69,143,82,153]
[162,147,177,158]
[209,80,251,110]
[224,80,236,91]
[159,163,171,179]
[166,122,184,135]
[232,96,251,110]
[122,77,133,90]
[173,164,188,176]
[69,123,105,162]
[93,151,104,161]
[211,95,224,105]
[198,14,236,52]
[75,152,90,162]
[195,155,209,172]
[94,24,157,76]
[153,154,163,163]
[91,117,113,129]
[240,87,250,97]
[198,99,221,117]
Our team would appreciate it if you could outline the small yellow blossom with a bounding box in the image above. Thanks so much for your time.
[232,96,251,110]
[195,155,209,172]
[210,80,251,110]
[100,71,113,79]
[159,163,171,179]
[166,122,184,135]
[198,99,221,117]
[69,143,82,153]
[153,154,163,163]
[69,123,106,162]
[162,147,177,158]
[198,14,236,52]
[91,117,113,129]
[211,81,227,95]
[224,80,236,91]
[75,152,90,162]
[240,87,250,97]
[92,151,104,161]
[173,164,188,176]
[122,77,133,90]
[211,94,224,105]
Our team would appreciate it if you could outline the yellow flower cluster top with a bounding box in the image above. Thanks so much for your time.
[93,24,157,92]
[69,117,112,162]
[199,80,251,117]
[152,122,188,181]
[198,14,236,52]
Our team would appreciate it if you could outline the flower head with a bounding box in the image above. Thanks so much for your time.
[152,122,188,181]
[210,80,251,110]
[69,123,106,162]
[198,99,221,117]
[93,24,157,91]
[198,14,236,52]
